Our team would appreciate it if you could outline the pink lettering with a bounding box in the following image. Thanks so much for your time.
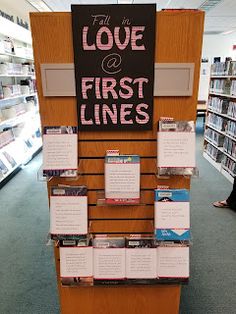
[81,104,93,125]
[114,27,130,50]
[82,78,94,99]
[96,26,113,50]
[82,26,96,50]
[136,103,149,124]
[120,104,133,124]
[102,104,117,124]
[131,26,145,50]
[119,77,133,99]
[102,78,118,99]
[133,78,148,98]
[94,104,101,125]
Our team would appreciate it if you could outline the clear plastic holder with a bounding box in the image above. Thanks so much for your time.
[37,160,83,182]
[96,190,146,206]
[156,167,199,179]
[156,238,192,247]
[45,232,54,246]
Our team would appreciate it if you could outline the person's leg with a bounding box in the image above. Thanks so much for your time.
[226,177,236,208]
[213,178,236,209]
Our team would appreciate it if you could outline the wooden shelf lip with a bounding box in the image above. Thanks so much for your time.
[209,91,236,99]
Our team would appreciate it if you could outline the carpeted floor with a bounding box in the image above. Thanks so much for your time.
[0,119,235,314]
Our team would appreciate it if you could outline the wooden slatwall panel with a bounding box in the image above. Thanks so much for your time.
[31,10,204,314]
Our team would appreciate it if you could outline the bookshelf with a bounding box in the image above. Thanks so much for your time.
[203,60,236,183]
[0,30,42,186]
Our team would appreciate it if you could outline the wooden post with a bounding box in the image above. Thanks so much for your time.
[30,10,204,314]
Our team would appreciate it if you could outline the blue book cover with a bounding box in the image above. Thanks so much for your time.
[155,189,190,241]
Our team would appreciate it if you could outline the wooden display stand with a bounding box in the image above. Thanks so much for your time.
[30,10,204,314]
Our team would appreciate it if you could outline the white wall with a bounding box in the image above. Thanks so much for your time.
[198,33,236,101]
[202,33,236,61]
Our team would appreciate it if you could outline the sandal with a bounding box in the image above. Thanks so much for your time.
[213,200,230,208]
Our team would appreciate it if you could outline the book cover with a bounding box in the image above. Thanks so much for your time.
[105,155,140,204]
[156,244,189,284]
[43,126,78,177]
[50,185,88,240]
[155,189,190,241]
[93,236,126,285]
[125,237,157,284]
[59,238,93,286]
[157,120,195,175]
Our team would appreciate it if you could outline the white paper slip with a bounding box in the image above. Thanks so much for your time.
[43,133,77,170]
[126,248,157,279]
[105,155,140,203]
[93,248,126,279]
[50,196,87,235]
[60,247,93,278]
[158,132,195,167]
[157,246,189,278]
[155,202,190,229]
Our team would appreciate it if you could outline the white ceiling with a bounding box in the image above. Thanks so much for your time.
[1,0,235,34]
[39,0,236,34]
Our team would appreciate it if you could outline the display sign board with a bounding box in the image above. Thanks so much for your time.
[72,4,156,131]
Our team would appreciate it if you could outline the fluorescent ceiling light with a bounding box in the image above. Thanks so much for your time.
[26,0,52,12]
[199,0,222,12]
[221,29,236,35]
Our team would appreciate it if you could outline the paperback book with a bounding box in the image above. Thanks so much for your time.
[93,236,126,285]
[156,244,189,284]
[43,126,78,177]
[125,237,157,284]
[50,185,88,240]
[59,238,93,286]
[157,119,195,176]
[105,154,140,204]
[154,189,190,241]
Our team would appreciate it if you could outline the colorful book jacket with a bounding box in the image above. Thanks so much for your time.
[155,189,190,241]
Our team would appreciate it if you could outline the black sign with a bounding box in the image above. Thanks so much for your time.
[72,4,156,131]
